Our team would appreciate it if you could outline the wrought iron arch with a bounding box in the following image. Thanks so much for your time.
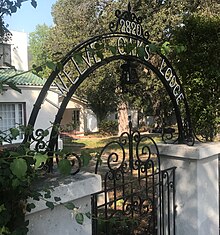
[25,3,194,154]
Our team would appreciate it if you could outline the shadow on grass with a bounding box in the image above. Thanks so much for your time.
[62,133,162,155]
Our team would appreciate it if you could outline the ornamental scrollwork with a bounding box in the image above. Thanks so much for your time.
[30,128,48,152]
[109,2,150,40]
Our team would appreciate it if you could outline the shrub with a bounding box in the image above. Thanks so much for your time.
[0,126,85,234]
[99,120,118,135]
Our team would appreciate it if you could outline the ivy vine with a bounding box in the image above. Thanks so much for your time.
[0,125,92,235]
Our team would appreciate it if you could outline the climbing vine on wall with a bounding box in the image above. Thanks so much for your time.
[0,125,92,234]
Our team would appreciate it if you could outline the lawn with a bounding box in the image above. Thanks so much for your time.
[62,132,162,155]
[61,132,162,174]
[62,134,118,154]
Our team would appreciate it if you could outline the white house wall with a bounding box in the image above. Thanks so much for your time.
[144,116,155,126]
[85,108,98,133]
[34,89,59,130]
[1,86,59,136]
[10,31,29,71]
[60,99,86,133]
[61,109,85,133]
[60,98,98,134]
[129,109,138,128]
[108,109,139,128]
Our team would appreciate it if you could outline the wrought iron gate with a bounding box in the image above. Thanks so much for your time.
[92,121,176,235]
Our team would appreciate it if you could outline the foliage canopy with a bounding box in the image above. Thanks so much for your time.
[28,0,220,138]
[0,0,37,42]
[172,14,220,140]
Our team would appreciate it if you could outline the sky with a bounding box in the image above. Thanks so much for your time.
[4,0,57,34]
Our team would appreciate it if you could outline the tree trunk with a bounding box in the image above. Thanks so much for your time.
[117,101,129,135]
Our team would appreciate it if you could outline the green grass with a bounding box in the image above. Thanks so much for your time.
[62,135,117,154]
[62,133,162,155]
[61,132,162,175]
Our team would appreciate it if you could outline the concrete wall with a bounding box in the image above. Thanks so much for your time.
[24,142,220,235]
[26,172,101,235]
[158,142,220,235]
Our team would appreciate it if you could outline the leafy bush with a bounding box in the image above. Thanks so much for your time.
[99,120,118,135]
[60,122,77,132]
[0,126,89,234]
[173,15,220,140]
[0,143,47,234]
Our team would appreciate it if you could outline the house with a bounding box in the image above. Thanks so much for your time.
[0,31,28,71]
[60,95,98,134]
[107,109,139,128]
[0,31,62,145]
[0,30,98,146]
[0,68,99,143]
[0,68,60,145]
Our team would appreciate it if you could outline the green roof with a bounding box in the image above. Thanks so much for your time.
[0,69,46,86]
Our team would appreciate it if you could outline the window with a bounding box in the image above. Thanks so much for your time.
[0,103,25,140]
[0,43,11,67]
[72,109,80,131]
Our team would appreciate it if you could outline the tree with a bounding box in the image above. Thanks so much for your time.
[130,0,220,137]
[30,0,220,137]
[29,24,52,76]
[172,14,220,140]
[44,0,125,128]
[0,0,37,42]
[45,0,100,58]
[133,0,220,43]
[77,65,118,124]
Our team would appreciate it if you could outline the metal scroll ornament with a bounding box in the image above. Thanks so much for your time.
[28,128,81,174]
[30,128,48,152]
[93,121,176,235]
[109,2,150,40]
[95,120,160,175]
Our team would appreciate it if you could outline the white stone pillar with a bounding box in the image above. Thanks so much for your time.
[158,142,220,235]
[26,172,101,235]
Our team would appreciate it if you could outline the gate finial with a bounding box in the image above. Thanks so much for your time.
[128,2,131,12]
[109,2,149,40]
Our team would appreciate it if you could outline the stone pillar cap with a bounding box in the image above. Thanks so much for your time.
[157,142,220,160]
